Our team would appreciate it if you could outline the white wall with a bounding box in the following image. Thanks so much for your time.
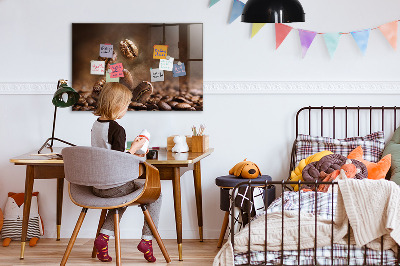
[1,0,400,240]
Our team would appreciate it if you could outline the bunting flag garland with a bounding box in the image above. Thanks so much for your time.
[298,29,317,58]
[209,0,220,7]
[323,33,341,58]
[229,0,245,24]
[351,29,370,55]
[378,21,398,50]
[251,23,266,38]
[275,23,293,49]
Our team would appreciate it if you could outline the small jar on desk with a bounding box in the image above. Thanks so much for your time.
[215,175,275,248]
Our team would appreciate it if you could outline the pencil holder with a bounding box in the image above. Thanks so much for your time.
[191,135,209,152]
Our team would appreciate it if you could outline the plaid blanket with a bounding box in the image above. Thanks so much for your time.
[234,191,397,265]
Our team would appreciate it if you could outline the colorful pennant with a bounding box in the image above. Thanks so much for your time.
[323,33,341,58]
[298,30,317,58]
[229,0,245,24]
[351,29,370,55]
[379,21,398,50]
[209,0,220,7]
[251,23,266,38]
[275,24,293,49]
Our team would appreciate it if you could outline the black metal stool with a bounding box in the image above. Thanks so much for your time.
[215,175,275,248]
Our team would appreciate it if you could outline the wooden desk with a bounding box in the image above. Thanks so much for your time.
[10,147,213,261]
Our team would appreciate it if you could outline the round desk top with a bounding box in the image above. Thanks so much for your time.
[215,175,272,188]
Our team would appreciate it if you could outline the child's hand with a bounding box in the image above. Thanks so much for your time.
[134,149,149,157]
[129,137,147,155]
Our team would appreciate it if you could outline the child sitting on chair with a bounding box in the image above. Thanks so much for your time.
[91,82,161,263]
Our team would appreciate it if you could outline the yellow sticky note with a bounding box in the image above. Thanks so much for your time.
[153,45,168,59]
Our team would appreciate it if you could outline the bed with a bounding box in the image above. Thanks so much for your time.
[214,106,400,266]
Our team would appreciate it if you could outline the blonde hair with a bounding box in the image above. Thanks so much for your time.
[93,83,132,120]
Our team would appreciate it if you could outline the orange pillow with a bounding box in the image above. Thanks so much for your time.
[347,146,391,180]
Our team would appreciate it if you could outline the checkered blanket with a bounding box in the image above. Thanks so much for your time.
[234,191,397,265]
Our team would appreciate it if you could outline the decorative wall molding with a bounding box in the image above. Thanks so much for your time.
[1,81,400,95]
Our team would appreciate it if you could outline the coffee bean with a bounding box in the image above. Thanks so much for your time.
[93,78,106,97]
[167,101,179,108]
[98,51,117,70]
[86,97,96,106]
[174,103,192,110]
[132,81,153,103]
[119,69,134,90]
[161,95,173,102]
[158,101,172,111]
[147,104,158,110]
[130,102,147,110]
[174,96,192,104]
[120,39,138,59]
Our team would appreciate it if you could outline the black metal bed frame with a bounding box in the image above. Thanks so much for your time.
[230,106,400,266]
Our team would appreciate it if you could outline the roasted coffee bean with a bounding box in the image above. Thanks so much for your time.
[194,105,203,111]
[189,107,196,111]
[174,96,192,104]
[93,79,106,96]
[132,81,153,103]
[76,96,86,106]
[161,95,173,102]
[119,69,134,90]
[174,103,192,110]
[157,101,172,111]
[147,104,158,110]
[130,102,147,110]
[167,101,178,108]
[98,51,117,70]
[120,39,138,59]
[86,97,96,106]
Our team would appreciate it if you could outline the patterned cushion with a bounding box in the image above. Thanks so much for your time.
[295,131,385,166]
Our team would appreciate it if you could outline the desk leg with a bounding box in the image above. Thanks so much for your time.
[56,178,64,241]
[172,167,183,261]
[20,165,35,259]
[193,161,203,242]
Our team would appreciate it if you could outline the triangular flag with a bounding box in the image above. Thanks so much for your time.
[209,0,220,7]
[251,23,266,38]
[378,21,398,50]
[323,33,341,58]
[351,29,370,55]
[229,0,245,24]
[298,29,317,58]
[275,23,293,49]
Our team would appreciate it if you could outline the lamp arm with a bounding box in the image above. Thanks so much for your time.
[50,105,57,148]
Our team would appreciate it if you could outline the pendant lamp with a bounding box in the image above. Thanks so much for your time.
[38,79,80,154]
[242,0,305,23]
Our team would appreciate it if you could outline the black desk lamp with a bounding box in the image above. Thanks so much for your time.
[241,0,305,23]
[38,79,80,154]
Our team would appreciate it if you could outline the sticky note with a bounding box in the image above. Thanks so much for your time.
[90,61,105,75]
[109,63,124,78]
[159,57,174,71]
[173,63,186,77]
[150,68,164,82]
[153,45,168,59]
[106,72,119,82]
[100,44,113,58]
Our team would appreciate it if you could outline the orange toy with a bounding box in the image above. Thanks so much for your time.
[229,159,261,179]
[317,161,359,192]
[348,146,391,180]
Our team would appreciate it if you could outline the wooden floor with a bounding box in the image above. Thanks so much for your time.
[0,239,221,265]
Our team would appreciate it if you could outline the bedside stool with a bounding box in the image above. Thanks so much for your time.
[215,175,275,248]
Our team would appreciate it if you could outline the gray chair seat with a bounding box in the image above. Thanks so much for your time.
[69,180,145,208]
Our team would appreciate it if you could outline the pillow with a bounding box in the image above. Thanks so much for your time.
[382,126,400,184]
[348,146,391,180]
[295,131,385,166]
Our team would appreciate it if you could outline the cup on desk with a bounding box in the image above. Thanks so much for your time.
[146,150,158,160]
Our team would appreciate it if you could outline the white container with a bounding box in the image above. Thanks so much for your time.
[136,129,150,154]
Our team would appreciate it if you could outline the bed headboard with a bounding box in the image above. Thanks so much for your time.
[290,106,400,179]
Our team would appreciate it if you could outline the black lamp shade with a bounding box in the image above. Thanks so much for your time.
[242,0,305,23]
[52,84,80,108]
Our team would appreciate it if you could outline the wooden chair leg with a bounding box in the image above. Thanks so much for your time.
[141,205,171,263]
[60,208,88,266]
[114,210,121,266]
[217,211,230,248]
[91,209,108,258]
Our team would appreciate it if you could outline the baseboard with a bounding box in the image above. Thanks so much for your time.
[1,81,400,94]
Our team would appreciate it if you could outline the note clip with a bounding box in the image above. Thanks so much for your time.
[166,56,171,60]
[177,61,182,66]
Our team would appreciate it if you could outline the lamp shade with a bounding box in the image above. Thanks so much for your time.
[52,84,80,108]
[241,0,305,23]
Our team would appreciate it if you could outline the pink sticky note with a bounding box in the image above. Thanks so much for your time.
[109,63,123,73]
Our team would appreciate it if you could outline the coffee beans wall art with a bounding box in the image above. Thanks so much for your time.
[72,23,203,111]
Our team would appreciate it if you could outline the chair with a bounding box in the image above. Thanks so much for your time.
[60,146,171,265]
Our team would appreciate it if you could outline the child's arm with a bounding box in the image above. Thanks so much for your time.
[128,137,147,155]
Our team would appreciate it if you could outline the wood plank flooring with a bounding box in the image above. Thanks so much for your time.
[0,239,222,265]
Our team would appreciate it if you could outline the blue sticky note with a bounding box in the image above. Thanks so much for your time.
[173,63,186,77]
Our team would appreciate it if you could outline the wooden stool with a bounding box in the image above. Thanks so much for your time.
[215,175,275,248]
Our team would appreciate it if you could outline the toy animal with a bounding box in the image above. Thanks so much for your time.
[1,192,43,247]
[172,135,189,153]
[317,160,360,193]
[229,159,261,179]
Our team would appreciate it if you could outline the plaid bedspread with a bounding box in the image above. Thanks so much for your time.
[234,191,397,265]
